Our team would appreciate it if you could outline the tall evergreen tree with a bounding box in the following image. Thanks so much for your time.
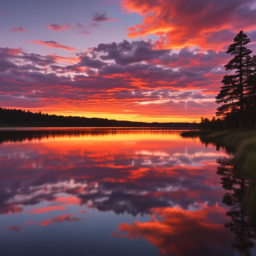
[216,31,252,130]
[246,55,256,128]
[216,75,239,117]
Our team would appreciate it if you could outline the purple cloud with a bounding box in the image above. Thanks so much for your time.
[92,12,118,22]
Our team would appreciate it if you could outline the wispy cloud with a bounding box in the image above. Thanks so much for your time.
[6,222,35,232]
[76,22,85,28]
[5,214,84,231]
[39,214,85,226]
[10,27,27,33]
[30,40,77,51]
[76,31,90,35]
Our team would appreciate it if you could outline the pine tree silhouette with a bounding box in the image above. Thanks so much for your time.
[216,31,252,130]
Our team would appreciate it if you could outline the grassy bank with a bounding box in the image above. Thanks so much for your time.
[181,130,256,228]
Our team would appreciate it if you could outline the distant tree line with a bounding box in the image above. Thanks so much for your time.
[201,31,256,130]
[0,107,199,128]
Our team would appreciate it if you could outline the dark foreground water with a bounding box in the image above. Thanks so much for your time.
[0,128,255,256]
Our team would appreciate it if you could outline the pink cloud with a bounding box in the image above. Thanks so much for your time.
[102,0,114,5]
[76,31,90,35]
[29,40,77,51]
[6,221,35,232]
[6,225,21,232]
[76,23,90,35]
[5,214,84,231]
[0,11,8,15]
[39,214,84,226]
[28,206,66,214]
[47,54,80,64]
[0,205,23,214]
[10,27,27,33]
[47,23,71,32]
[6,48,23,55]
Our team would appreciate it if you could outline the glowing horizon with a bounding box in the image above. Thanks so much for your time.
[1,0,256,122]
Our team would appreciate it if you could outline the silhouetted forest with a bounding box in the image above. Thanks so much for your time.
[0,107,199,128]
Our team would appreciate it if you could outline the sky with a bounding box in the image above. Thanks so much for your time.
[1,0,256,123]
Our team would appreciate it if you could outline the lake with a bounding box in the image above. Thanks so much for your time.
[0,128,255,256]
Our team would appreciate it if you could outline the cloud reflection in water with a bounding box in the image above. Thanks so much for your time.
[0,129,242,256]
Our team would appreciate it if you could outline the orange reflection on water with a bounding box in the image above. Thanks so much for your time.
[114,205,233,255]
[28,206,66,214]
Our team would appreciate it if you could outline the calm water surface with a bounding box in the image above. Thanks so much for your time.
[0,128,255,256]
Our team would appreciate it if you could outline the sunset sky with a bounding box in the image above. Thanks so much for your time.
[1,0,256,122]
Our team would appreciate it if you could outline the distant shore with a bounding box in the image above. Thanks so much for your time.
[0,107,199,129]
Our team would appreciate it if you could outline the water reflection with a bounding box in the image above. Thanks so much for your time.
[0,128,181,144]
[217,158,255,256]
[113,205,234,256]
[0,128,255,256]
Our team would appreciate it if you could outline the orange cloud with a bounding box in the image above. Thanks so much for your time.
[47,23,71,32]
[122,0,256,50]
[48,54,80,64]
[52,196,81,205]
[30,40,77,51]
